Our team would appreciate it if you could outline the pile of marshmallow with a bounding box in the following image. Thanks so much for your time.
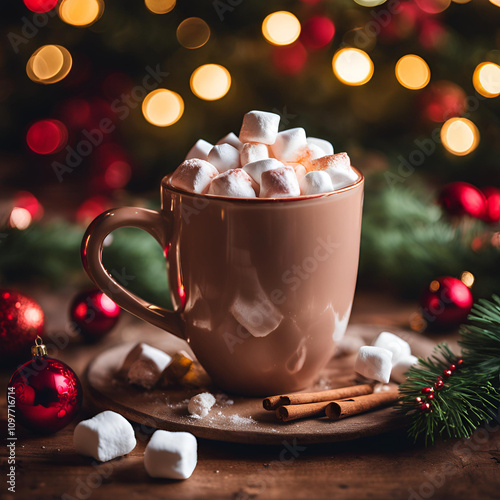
[354,331,419,384]
[170,110,359,199]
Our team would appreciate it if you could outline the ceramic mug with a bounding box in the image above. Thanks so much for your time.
[82,169,364,396]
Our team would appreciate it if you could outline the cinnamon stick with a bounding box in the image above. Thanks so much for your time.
[276,401,331,422]
[325,390,399,420]
[263,383,373,411]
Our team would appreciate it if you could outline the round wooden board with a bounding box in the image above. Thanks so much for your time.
[84,325,433,445]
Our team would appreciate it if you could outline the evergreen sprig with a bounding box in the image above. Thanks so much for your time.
[398,296,500,445]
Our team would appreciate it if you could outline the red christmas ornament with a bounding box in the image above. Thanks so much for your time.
[272,42,308,75]
[300,16,335,50]
[439,182,486,219]
[23,0,58,13]
[420,277,473,330]
[421,81,467,123]
[26,119,68,155]
[70,289,121,342]
[0,290,44,363]
[8,337,82,433]
[481,187,500,224]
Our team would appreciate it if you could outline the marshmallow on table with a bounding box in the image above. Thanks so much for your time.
[307,137,334,156]
[208,168,257,198]
[170,159,219,194]
[300,170,334,196]
[260,165,301,198]
[188,392,216,418]
[216,132,243,151]
[373,331,412,365]
[185,139,213,161]
[355,346,393,384]
[208,143,240,173]
[391,355,419,384]
[243,158,282,184]
[239,110,280,145]
[271,128,308,163]
[144,430,197,480]
[74,411,136,462]
[240,143,269,167]
[311,152,358,189]
[120,342,172,389]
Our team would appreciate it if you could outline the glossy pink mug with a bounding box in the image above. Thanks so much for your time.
[82,170,364,395]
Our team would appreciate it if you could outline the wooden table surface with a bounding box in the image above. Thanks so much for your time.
[1,291,499,500]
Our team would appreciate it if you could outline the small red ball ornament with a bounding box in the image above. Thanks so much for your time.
[272,42,308,75]
[420,277,473,330]
[439,182,486,219]
[300,16,335,50]
[481,187,500,224]
[70,289,121,341]
[7,337,82,433]
[0,289,45,363]
[23,0,58,13]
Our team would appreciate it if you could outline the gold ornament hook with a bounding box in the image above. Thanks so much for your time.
[31,336,48,358]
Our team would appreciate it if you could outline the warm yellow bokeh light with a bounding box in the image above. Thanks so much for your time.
[441,117,480,156]
[395,54,431,90]
[27,45,72,84]
[262,11,301,46]
[10,208,32,230]
[473,62,500,98]
[488,0,500,7]
[354,0,388,6]
[142,89,184,126]
[58,0,104,27]
[460,271,475,288]
[176,17,210,49]
[332,48,374,86]
[190,64,231,101]
[145,0,176,14]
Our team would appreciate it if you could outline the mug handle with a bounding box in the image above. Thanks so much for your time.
[81,207,184,339]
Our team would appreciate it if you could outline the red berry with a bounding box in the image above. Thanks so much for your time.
[435,378,444,390]
[443,369,453,378]
[457,359,463,366]
[427,393,435,400]
[420,402,432,413]
[421,387,434,394]
[416,397,422,403]
[449,364,456,372]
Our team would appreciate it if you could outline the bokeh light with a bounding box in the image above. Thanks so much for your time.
[473,62,500,98]
[395,54,431,90]
[24,0,58,13]
[415,0,451,14]
[142,89,184,126]
[262,11,301,46]
[489,0,500,6]
[58,0,104,27]
[10,208,32,230]
[26,119,68,155]
[441,117,480,156]
[190,64,231,101]
[13,191,44,220]
[76,196,109,225]
[354,0,388,6]
[422,81,467,122]
[332,48,374,86]
[104,161,132,189]
[300,16,335,50]
[460,271,475,288]
[27,45,72,84]
[176,17,211,49]
[144,0,176,14]
[272,43,307,75]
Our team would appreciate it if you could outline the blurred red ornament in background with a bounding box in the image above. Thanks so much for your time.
[26,119,68,155]
[415,0,451,15]
[419,19,448,50]
[380,1,421,42]
[422,81,467,123]
[482,187,500,223]
[301,16,335,50]
[104,161,132,189]
[58,99,92,130]
[23,0,58,13]
[76,196,110,225]
[439,182,486,219]
[272,42,307,75]
[13,191,44,220]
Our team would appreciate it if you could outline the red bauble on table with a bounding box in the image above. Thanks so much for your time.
[481,187,500,224]
[0,289,44,363]
[8,338,82,433]
[439,182,486,219]
[70,288,121,341]
[420,277,473,330]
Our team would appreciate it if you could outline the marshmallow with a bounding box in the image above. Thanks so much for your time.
[208,143,241,173]
[300,170,334,196]
[240,143,269,167]
[74,411,136,462]
[188,392,216,418]
[260,165,301,198]
[354,346,393,384]
[239,110,280,145]
[170,159,219,194]
[271,128,308,162]
[120,342,172,389]
[373,332,412,366]
[307,137,334,156]
[208,168,257,198]
[391,355,419,384]
[161,350,194,384]
[312,152,358,189]
[144,430,197,480]
[185,139,213,161]
[216,132,243,151]
[243,158,283,184]
[291,163,307,183]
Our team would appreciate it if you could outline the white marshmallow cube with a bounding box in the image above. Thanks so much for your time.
[74,411,136,462]
[240,143,269,167]
[312,152,358,189]
[291,163,307,183]
[208,168,257,198]
[144,430,197,480]
[260,165,301,198]
[355,346,393,384]
[243,158,283,184]
[391,355,419,384]
[239,111,280,145]
[185,139,213,161]
[216,132,243,151]
[271,128,308,163]
[300,170,334,196]
[188,392,216,418]
[170,159,219,194]
[208,143,240,173]
[373,332,412,365]
[307,137,334,156]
